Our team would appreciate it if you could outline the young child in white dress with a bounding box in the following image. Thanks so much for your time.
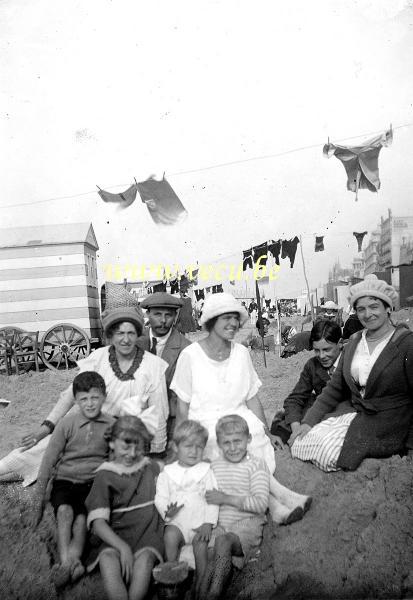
[154,420,219,593]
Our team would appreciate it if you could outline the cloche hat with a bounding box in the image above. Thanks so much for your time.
[199,293,249,327]
[348,274,398,310]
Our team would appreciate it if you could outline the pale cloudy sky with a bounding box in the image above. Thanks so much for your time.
[1,0,412,297]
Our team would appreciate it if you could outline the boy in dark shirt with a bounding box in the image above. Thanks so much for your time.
[32,371,114,587]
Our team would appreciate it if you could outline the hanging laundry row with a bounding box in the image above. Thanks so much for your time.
[243,237,300,270]
[313,231,368,253]
[97,175,187,226]
[194,285,223,300]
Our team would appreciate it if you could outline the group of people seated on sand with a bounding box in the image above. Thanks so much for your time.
[0,273,412,600]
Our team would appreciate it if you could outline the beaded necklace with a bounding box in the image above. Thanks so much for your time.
[108,345,144,381]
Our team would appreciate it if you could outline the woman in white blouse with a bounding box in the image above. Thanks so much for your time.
[172,292,312,524]
[290,275,413,472]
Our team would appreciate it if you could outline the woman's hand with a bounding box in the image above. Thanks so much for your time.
[118,542,134,584]
[20,425,50,451]
[288,424,312,446]
[268,434,286,450]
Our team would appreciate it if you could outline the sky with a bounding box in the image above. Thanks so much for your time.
[1,0,413,298]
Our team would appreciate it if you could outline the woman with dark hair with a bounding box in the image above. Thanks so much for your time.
[271,320,343,445]
[290,275,413,472]
[171,293,311,525]
[0,306,168,486]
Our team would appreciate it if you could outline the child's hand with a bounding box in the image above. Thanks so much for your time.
[118,542,134,584]
[165,502,184,520]
[192,523,213,542]
[205,489,227,505]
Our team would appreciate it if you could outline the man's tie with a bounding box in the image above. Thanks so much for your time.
[150,337,158,355]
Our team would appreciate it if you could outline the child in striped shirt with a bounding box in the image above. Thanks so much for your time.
[199,415,270,600]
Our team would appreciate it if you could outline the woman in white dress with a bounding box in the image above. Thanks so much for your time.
[171,293,311,524]
[0,306,168,486]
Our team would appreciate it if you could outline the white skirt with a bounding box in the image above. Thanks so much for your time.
[291,413,357,472]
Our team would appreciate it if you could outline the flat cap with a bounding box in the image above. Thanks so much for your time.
[140,292,183,310]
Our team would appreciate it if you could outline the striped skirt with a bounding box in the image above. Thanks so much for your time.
[291,413,357,472]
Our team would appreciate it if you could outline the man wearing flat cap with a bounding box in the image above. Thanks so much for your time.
[138,292,191,443]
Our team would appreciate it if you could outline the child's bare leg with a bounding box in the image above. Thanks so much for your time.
[208,533,242,600]
[67,514,87,580]
[56,504,75,565]
[192,539,209,598]
[128,550,157,600]
[164,524,184,561]
[197,548,214,600]
[99,549,128,600]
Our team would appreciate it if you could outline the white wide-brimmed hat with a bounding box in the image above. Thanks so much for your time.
[199,293,249,327]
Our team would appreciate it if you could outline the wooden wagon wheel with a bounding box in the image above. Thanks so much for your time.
[0,327,25,373]
[40,323,91,371]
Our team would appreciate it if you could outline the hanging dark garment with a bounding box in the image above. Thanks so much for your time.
[137,176,187,225]
[268,240,282,265]
[353,231,368,252]
[323,128,392,200]
[194,289,205,301]
[216,283,223,293]
[253,242,268,265]
[97,183,138,208]
[265,299,271,307]
[243,249,253,271]
[153,281,167,293]
[170,278,179,294]
[190,269,199,286]
[179,275,190,293]
[315,236,324,252]
[281,237,300,268]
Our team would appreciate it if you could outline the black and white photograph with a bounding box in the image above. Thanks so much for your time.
[1,1,413,599]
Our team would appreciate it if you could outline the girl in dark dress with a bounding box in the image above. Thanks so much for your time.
[85,416,164,600]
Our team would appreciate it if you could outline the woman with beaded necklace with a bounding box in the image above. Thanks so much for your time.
[290,274,413,472]
[0,306,168,486]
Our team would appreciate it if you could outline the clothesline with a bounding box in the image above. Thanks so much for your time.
[1,122,411,211]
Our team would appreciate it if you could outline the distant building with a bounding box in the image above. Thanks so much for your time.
[351,256,365,279]
[377,210,413,288]
[364,229,381,275]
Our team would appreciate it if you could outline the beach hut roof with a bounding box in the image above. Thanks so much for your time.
[0,222,98,250]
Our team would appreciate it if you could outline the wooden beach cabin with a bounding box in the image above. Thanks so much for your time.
[0,222,101,369]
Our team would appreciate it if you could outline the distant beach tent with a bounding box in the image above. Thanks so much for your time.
[0,222,100,340]
[323,127,393,200]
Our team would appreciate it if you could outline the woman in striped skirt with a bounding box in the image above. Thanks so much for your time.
[290,275,413,472]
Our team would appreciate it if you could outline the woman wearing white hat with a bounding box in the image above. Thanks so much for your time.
[171,293,311,524]
[290,274,413,472]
